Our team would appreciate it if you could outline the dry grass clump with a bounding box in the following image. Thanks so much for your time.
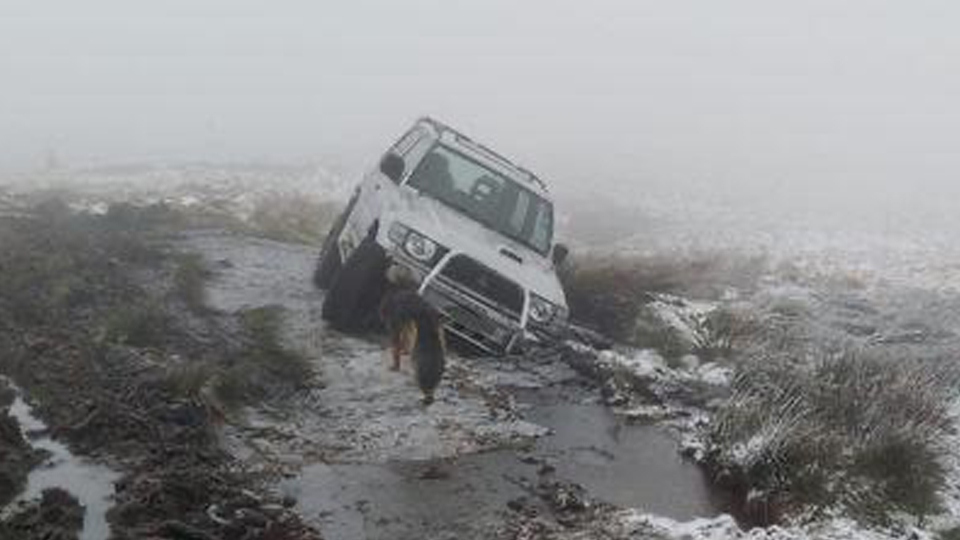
[102,302,174,348]
[161,362,216,401]
[0,200,168,327]
[246,193,340,245]
[559,251,766,344]
[169,192,340,245]
[1,200,312,415]
[172,253,213,314]
[157,306,312,413]
[707,349,960,525]
[941,526,960,540]
[211,306,312,408]
[693,305,764,362]
[159,306,312,415]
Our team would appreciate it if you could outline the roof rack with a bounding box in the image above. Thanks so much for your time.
[417,116,549,193]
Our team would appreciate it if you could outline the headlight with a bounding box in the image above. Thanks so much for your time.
[388,222,445,265]
[387,222,409,244]
[404,230,438,263]
[528,294,558,324]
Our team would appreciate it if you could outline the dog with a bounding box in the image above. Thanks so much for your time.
[379,266,446,405]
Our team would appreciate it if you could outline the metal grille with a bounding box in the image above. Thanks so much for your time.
[422,286,511,351]
[438,255,524,319]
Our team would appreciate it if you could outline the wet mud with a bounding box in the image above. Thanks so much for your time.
[0,210,322,540]
[1,380,120,540]
[0,380,42,511]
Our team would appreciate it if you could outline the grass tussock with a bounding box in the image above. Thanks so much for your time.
[240,306,311,382]
[941,527,960,540]
[693,306,762,362]
[1,200,313,416]
[162,362,216,401]
[211,306,312,408]
[161,192,339,246]
[173,253,212,313]
[246,194,339,245]
[0,200,169,327]
[102,301,173,348]
[560,251,766,348]
[156,303,312,413]
[707,349,960,525]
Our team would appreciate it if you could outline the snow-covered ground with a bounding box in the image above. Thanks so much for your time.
[1,163,352,222]
[937,398,960,531]
[571,511,936,540]
[569,192,960,295]
[4,164,958,539]
[561,193,960,539]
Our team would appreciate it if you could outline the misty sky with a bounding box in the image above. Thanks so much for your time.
[2,0,958,213]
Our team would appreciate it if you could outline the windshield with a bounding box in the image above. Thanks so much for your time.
[406,145,554,254]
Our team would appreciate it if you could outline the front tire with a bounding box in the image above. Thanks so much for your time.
[313,225,343,289]
[321,235,387,331]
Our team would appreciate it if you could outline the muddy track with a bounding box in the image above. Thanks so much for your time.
[0,209,722,540]
[185,232,548,464]
[182,231,726,540]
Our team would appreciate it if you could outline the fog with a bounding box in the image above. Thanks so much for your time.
[2,0,959,219]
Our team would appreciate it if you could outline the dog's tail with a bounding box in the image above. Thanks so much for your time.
[411,305,445,404]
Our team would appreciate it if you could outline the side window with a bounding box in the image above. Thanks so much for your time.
[508,189,531,236]
[530,202,552,252]
[398,137,435,185]
[386,126,432,185]
[390,127,425,157]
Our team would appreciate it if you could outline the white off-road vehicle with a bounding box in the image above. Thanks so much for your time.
[314,117,569,355]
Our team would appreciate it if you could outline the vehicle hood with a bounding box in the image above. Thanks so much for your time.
[387,189,567,308]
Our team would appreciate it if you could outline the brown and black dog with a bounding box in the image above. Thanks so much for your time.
[379,267,446,405]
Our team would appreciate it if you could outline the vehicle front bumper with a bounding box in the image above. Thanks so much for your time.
[421,275,525,354]
[386,252,525,355]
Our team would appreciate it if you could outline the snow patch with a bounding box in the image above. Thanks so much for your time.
[592,346,731,389]
[645,293,718,350]
[613,511,935,540]
[598,348,669,379]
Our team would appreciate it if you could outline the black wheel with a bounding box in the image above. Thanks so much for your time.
[313,222,344,289]
[321,234,388,331]
[313,196,357,289]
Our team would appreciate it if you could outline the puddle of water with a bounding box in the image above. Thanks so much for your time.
[524,399,730,521]
[280,399,729,540]
[280,452,534,540]
[1,382,121,540]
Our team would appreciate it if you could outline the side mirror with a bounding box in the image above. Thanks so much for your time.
[552,243,569,267]
[380,153,405,183]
